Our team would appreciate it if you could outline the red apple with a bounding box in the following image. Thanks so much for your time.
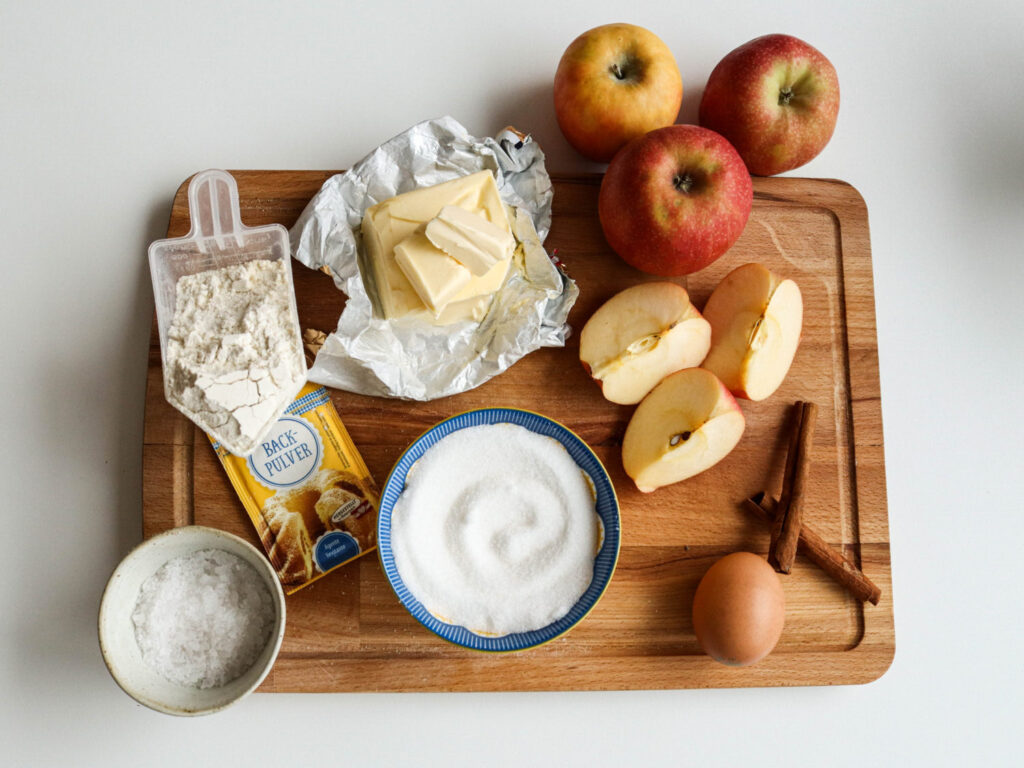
[553,23,683,163]
[698,34,840,176]
[598,124,753,276]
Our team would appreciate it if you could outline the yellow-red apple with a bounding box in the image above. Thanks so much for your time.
[598,125,753,276]
[553,23,683,163]
[579,282,711,405]
[698,34,840,176]
[701,262,803,401]
[622,367,745,492]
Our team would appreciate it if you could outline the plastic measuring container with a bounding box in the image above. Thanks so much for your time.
[148,169,307,455]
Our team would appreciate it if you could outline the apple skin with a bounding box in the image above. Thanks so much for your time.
[554,23,683,163]
[698,34,840,176]
[598,125,753,276]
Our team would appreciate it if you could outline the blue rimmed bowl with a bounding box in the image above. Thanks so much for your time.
[377,408,620,653]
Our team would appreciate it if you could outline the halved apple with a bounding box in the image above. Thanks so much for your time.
[622,367,745,493]
[579,282,712,405]
[701,263,803,401]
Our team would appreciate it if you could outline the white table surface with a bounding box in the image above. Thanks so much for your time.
[3,0,1022,764]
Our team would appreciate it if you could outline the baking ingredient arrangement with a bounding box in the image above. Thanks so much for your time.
[102,21,888,712]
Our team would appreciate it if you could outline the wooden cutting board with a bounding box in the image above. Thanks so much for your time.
[143,171,894,690]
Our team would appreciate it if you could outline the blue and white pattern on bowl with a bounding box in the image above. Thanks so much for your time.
[377,408,621,653]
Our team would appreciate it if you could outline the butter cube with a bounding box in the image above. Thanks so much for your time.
[434,293,493,325]
[394,232,472,315]
[360,171,515,323]
[426,205,516,276]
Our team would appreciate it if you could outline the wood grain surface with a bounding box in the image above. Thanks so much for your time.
[143,171,894,691]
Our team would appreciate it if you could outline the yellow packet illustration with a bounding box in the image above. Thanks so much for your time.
[211,383,380,594]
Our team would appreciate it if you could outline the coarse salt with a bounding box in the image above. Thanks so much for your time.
[390,423,599,635]
[131,549,275,689]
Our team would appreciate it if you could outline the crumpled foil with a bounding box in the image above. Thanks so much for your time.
[290,116,578,401]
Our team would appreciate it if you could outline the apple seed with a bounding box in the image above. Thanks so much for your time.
[589,331,665,379]
[669,431,692,447]
[627,331,665,355]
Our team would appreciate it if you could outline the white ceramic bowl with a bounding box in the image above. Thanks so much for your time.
[98,526,286,716]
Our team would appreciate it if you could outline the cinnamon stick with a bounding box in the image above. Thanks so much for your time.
[768,401,818,573]
[745,492,881,605]
[767,402,804,569]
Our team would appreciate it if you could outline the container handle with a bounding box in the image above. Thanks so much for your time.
[186,169,245,252]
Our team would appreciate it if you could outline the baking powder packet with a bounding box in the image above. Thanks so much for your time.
[211,382,380,594]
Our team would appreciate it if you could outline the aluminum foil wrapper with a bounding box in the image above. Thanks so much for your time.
[290,116,577,401]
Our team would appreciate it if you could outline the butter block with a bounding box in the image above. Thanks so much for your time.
[425,205,516,276]
[360,171,515,323]
[394,232,472,314]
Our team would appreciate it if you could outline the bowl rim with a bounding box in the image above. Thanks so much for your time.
[376,407,621,653]
[97,525,287,716]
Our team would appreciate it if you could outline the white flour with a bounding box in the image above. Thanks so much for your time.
[165,259,304,455]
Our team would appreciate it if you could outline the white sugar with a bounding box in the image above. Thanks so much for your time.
[391,423,599,635]
[131,549,275,689]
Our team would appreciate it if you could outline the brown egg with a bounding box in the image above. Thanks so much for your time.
[692,551,785,666]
